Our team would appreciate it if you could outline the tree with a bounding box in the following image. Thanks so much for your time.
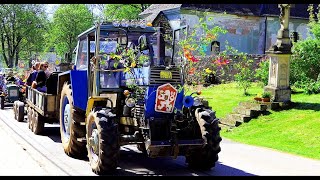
[47,4,93,63]
[104,4,151,20]
[0,4,47,68]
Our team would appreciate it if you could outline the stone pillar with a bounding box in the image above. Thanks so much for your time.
[264,4,292,103]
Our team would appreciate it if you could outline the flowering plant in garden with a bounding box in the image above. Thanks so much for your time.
[177,16,228,85]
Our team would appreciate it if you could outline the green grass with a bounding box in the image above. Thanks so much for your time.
[200,83,320,160]
[200,82,262,118]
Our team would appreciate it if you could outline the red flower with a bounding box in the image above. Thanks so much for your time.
[188,67,196,74]
[184,49,199,62]
[213,57,230,66]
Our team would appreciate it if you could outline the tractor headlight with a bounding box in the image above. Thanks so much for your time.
[125,98,136,108]
[193,97,202,107]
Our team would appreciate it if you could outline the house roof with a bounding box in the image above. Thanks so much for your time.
[139,4,317,22]
[139,4,182,16]
[180,4,317,19]
[139,4,182,23]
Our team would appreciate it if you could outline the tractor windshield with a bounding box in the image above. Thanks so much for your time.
[98,29,156,89]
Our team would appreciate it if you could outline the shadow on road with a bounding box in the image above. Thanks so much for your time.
[104,146,257,176]
[41,126,61,143]
[213,162,256,176]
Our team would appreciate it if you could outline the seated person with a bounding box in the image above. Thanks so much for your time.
[31,62,48,92]
[26,62,40,86]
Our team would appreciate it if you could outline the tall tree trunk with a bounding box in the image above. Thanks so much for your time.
[15,46,19,67]
[8,55,14,68]
[28,51,32,68]
[0,33,9,67]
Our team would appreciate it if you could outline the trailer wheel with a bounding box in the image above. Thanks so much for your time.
[33,112,45,135]
[60,83,86,158]
[30,108,36,132]
[13,101,18,120]
[86,108,120,175]
[15,101,25,122]
[27,107,33,130]
[185,108,222,170]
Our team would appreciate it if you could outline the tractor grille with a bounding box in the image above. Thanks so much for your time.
[134,88,145,119]
[150,67,182,85]
[134,104,144,119]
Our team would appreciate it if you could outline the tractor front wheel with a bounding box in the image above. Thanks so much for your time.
[86,108,120,175]
[185,108,222,170]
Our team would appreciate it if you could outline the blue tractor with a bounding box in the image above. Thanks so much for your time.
[57,22,221,175]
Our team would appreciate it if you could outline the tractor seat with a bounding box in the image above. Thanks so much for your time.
[46,72,60,95]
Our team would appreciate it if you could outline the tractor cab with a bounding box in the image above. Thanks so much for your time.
[74,22,161,92]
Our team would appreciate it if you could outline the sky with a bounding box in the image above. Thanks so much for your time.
[45,4,104,20]
[45,4,60,20]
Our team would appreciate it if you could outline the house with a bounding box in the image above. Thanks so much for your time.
[140,4,315,55]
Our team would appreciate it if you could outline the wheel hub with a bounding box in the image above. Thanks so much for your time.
[63,104,71,134]
[89,129,99,154]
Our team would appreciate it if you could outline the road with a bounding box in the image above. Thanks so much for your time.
[1,106,320,176]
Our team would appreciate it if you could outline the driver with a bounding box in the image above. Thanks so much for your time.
[6,71,15,83]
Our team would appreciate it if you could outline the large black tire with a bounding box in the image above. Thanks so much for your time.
[0,96,4,109]
[86,108,120,175]
[59,83,86,158]
[185,107,222,170]
[16,101,25,122]
[33,111,45,135]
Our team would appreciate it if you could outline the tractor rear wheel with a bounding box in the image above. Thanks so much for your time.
[59,83,86,158]
[86,108,120,175]
[185,108,222,170]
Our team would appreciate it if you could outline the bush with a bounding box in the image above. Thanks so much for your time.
[290,39,320,84]
[289,5,320,95]
[254,57,269,86]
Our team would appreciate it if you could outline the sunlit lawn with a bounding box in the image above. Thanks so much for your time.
[200,82,320,160]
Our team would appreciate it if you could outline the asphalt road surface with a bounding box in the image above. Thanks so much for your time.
[1,106,320,176]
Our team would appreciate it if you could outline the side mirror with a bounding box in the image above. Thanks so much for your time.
[138,35,148,51]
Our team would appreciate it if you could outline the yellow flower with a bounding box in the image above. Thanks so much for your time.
[124,67,131,72]
[205,68,212,74]
[130,61,136,68]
